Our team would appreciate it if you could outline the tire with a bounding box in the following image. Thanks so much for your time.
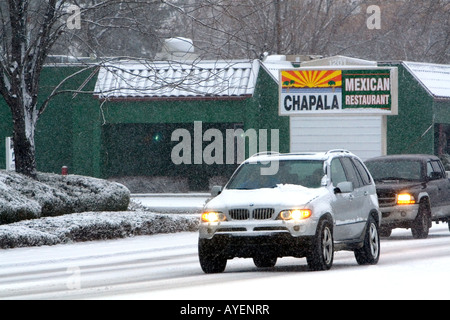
[411,201,431,239]
[253,256,277,268]
[307,219,334,271]
[198,239,227,274]
[355,215,380,265]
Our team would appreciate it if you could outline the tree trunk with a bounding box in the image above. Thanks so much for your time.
[10,101,37,179]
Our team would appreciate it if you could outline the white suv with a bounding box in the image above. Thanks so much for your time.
[199,150,381,273]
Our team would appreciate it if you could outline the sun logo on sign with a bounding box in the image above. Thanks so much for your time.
[282,70,342,91]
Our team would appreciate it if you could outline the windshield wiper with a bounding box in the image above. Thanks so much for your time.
[231,185,278,190]
[376,177,415,182]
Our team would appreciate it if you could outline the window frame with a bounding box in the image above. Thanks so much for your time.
[340,157,363,189]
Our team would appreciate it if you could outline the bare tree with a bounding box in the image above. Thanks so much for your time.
[1,0,449,178]
[0,0,175,178]
[173,0,449,62]
[0,0,66,177]
[53,0,174,58]
[172,0,377,59]
[385,0,450,63]
[330,0,450,63]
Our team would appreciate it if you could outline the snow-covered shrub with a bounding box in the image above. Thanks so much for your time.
[0,225,60,248]
[36,173,130,214]
[0,171,130,224]
[0,172,45,223]
[0,211,200,249]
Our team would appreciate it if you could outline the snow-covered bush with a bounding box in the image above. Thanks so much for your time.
[0,211,200,249]
[0,171,130,224]
[36,173,130,215]
[0,171,200,249]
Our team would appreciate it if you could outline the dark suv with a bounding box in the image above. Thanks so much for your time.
[365,154,450,238]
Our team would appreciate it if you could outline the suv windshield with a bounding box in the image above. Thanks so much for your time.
[365,160,423,182]
[227,160,325,190]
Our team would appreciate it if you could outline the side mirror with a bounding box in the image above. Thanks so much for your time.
[211,186,223,197]
[334,181,354,194]
[432,172,444,180]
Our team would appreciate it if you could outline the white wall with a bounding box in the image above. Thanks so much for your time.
[290,116,385,161]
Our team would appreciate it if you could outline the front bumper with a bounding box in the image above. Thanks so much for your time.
[199,219,318,259]
[199,233,315,259]
[199,219,318,240]
[379,204,419,227]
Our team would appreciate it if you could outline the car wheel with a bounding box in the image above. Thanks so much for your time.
[307,219,334,271]
[411,201,430,239]
[253,256,277,268]
[355,215,380,265]
[198,239,227,274]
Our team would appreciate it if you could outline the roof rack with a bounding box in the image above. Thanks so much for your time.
[250,151,281,158]
[282,152,318,156]
[325,149,351,155]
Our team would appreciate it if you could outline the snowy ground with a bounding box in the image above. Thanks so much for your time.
[0,196,201,249]
[0,210,200,249]
[1,194,450,301]
[132,193,209,213]
[1,222,450,300]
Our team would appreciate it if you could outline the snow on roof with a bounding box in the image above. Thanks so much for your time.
[300,55,377,67]
[94,59,260,100]
[261,56,294,82]
[403,61,450,99]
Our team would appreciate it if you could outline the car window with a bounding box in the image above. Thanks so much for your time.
[341,157,362,188]
[287,161,325,188]
[226,160,325,190]
[429,160,445,179]
[352,158,372,185]
[330,158,347,186]
[426,162,434,179]
[365,160,423,182]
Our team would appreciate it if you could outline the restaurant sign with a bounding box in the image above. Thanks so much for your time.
[279,67,398,116]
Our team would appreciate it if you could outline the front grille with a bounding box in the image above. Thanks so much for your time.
[228,208,275,220]
[377,191,397,207]
[229,209,250,220]
[253,208,275,220]
[253,226,288,231]
[217,227,247,232]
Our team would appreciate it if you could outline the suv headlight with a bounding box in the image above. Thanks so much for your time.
[397,193,416,205]
[279,209,312,221]
[201,211,227,223]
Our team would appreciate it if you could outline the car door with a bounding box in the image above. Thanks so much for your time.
[330,157,360,241]
[340,157,369,239]
[427,159,450,218]
[436,160,450,212]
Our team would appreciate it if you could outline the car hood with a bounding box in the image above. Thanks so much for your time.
[375,181,424,192]
[205,184,328,210]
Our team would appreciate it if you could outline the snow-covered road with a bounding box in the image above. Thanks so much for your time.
[132,194,209,213]
[1,223,450,300]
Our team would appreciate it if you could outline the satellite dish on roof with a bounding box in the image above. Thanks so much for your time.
[164,37,195,54]
[155,37,198,62]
